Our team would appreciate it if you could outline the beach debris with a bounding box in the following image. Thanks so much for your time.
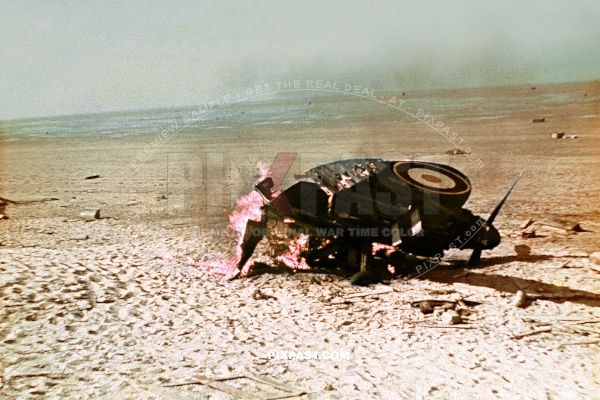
[510,326,552,340]
[531,117,545,123]
[557,261,577,269]
[562,318,600,326]
[412,299,461,310]
[0,196,59,204]
[344,287,393,300]
[69,234,89,241]
[445,148,465,155]
[551,132,564,139]
[85,174,100,180]
[440,310,462,325]
[569,135,579,139]
[419,324,475,329]
[549,340,600,351]
[80,209,100,220]
[520,218,534,229]
[513,290,528,308]
[538,217,583,232]
[521,229,540,238]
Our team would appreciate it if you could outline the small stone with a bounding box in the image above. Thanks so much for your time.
[441,310,462,325]
[3,332,17,344]
[419,301,434,314]
[551,132,564,139]
[445,149,465,155]
[73,266,88,275]
[253,288,277,300]
[87,325,101,334]
[531,117,545,123]
[513,290,528,308]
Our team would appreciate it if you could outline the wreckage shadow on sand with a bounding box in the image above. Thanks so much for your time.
[246,254,600,307]
[419,255,600,308]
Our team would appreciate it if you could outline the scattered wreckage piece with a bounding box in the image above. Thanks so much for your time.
[417,324,475,329]
[520,217,586,239]
[0,196,59,204]
[80,209,101,221]
[537,217,584,232]
[549,340,600,350]
[343,287,394,299]
[509,326,552,340]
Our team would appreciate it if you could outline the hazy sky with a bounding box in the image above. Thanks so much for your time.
[1,0,599,120]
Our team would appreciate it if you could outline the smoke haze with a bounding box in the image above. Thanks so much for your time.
[1,0,599,119]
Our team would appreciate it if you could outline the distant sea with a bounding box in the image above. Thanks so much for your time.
[0,86,590,142]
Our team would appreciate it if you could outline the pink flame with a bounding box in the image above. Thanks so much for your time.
[372,242,396,256]
[162,163,269,279]
[276,234,311,271]
[191,190,264,278]
[162,162,313,279]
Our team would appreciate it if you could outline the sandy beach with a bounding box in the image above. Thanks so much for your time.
[1,81,600,398]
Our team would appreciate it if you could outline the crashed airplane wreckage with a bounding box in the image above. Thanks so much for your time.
[231,158,520,285]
